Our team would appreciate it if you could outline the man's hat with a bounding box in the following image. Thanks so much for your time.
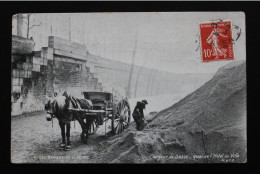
[142,100,148,104]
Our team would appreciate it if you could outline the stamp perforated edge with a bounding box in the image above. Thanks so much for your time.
[199,19,235,63]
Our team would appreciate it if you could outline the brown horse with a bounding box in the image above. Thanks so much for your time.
[44,92,92,151]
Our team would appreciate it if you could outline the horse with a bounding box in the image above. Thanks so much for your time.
[44,92,93,151]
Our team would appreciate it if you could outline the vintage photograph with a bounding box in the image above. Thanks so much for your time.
[11,12,246,163]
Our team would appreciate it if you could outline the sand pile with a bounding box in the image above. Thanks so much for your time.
[97,61,246,163]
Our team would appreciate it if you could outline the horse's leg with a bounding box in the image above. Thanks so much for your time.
[85,117,90,141]
[59,120,66,150]
[76,114,88,144]
[83,117,90,144]
[65,122,71,151]
[80,118,85,141]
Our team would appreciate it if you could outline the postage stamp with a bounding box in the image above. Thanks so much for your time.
[199,20,234,62]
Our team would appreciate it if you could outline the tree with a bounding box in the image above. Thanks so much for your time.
[146,65,156,96]
[150,68,162,96]
[149,68,159,96]
[25,14,41,39]
[133,50,151,98]
[133,58,146,98]
[126,30,138,98]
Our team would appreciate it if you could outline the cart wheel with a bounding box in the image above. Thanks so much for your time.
[112,99,131,134]
[88,119,99,135]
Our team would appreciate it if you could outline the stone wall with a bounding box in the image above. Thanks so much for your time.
[11,35,48,115]
[11,36,103,116]
[49,36,103,97]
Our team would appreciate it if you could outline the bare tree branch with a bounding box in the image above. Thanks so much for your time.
[22,19,28,25]
[29,24,40,30]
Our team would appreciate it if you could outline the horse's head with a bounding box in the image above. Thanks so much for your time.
[45,98,55,115]
[44,96,67,120]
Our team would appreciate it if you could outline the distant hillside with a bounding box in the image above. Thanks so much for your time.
[96,60,246,163]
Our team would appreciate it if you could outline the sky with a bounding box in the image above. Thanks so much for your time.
[12,12,246,74]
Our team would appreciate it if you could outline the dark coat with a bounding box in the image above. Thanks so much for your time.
[132,101,145,119]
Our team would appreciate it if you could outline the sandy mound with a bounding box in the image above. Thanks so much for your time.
[96,60,246,163]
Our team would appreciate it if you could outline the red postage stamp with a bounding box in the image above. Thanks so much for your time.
[199,20,234,62]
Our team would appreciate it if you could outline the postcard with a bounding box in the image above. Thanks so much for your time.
[11,12,246,163]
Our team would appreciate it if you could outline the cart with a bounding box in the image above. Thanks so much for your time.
[68,92,131,135]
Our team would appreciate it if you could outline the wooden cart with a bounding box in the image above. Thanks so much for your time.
[68,92,131,135]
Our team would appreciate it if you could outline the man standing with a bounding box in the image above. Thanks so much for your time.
[132,100,148,131]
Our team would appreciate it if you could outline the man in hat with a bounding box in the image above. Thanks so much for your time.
[132,99,148,131]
